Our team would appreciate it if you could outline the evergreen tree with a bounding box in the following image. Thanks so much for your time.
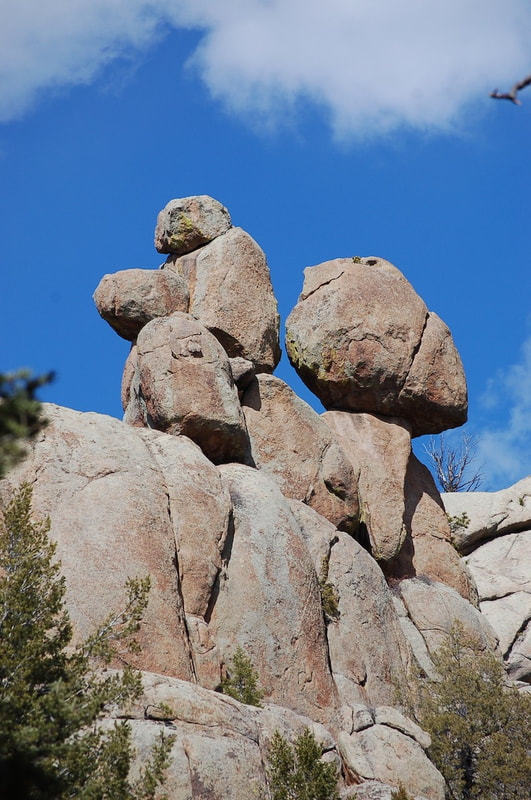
[220,646,264,707]
[0,370,53,477]
[0,483,173,799]
[412,622,531,800]
[267,727,339,800]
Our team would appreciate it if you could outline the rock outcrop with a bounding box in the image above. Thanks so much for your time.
[285,257,467,436]
[443,480,531,683]
[3,195,525,798]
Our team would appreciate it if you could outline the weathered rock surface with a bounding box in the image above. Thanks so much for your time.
[322,410,410,562]
[0,404,196,679]
[337,718,444,800]
[397,312,467,436]
[285,257,467,436]
[465,531,531,681]
[386,454,478,602]
[208,464,338,721]
[326,534,412,708]
[443,475,531,553]
[395,577,499,657]
[242,375,359,533]
[133,312,250,464]
[93,268,189,340]
[11,203,523,799]
[154,195,231,255]
[165,226,281,372]
[117,671,443,800]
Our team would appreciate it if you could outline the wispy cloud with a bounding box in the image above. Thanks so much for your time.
[2,1,531,137]
[477,335,531,488]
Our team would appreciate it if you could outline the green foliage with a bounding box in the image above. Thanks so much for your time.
[0,370,53,477]
[446,511,470,540]
[220,646,264,707]
[411,622,531,800]
[267,728,339,800]
[318,555,339,623]
[0,483,174,798]
[351,256,362,263]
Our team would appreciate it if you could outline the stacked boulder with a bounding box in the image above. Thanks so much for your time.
[6,195,518,799]
[95,195,280,464]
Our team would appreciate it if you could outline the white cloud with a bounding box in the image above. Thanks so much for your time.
[477,335,531,488]
[2,1,531,136]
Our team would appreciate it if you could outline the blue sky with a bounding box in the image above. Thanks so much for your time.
[1,1,530,490]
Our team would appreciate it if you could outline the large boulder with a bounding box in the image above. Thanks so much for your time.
[395,577,499,657]
[93,268,189,340]
[285,257,467,436]
[132,312,250,464]
[242,375,359,533]
[322,411,411,562]
[338,721,445,800]
[154,195,231,255]
[165,226,281,372]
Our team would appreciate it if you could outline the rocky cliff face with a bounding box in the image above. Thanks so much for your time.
[3,195,529,799]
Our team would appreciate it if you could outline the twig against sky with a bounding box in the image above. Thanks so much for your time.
[490,75,531,105]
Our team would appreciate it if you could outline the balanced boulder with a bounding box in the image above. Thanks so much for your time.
[154,194,231,255]
[286,256,467,436]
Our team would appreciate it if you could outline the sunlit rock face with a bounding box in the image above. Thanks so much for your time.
[285,256,467,436]
[3,195,522,799]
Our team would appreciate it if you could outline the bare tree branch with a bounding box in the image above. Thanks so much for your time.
[424,433,484,493]
[490,74,531,105]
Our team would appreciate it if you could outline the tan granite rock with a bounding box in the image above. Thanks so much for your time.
[322,410,410,562]
[165,226,281,372]
[286,257,467,436]
[93,268,189,340]
[154,195,231,255]
[243,375,359,533]
[135,312,250,464]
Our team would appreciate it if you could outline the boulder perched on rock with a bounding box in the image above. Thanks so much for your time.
[12,197,525,798]
[131,312,250,464]
[285,257,467,436]
[93,268,189,340]
[164,226,281,372]
[242,375,359,533]
[154,195,231,255]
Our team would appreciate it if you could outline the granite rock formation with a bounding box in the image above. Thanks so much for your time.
[2,195,527,799]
